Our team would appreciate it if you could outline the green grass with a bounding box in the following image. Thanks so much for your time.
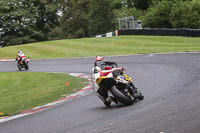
[0,36,200,59]
[0,72,87,116]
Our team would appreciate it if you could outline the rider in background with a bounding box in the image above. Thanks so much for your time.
[16,50,25,64]
[94,55,103,67]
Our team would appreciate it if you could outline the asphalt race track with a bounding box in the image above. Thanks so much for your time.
[0,53,200,133]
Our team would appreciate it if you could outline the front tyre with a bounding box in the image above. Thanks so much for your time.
[110,86,134,105]
[17,63,21,71]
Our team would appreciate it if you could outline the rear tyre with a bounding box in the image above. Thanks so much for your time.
[25,62,29,70]
[110,86,134,105]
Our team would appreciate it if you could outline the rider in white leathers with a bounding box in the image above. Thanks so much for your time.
[16,50,25,64]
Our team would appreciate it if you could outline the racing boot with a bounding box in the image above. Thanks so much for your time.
[132,87,144,100]
[132,89,140,99]
[97,88,111,107]
[129,84,140,99]
[104,97,111,107]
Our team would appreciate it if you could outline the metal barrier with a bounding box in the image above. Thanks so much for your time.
[118,28,200,37]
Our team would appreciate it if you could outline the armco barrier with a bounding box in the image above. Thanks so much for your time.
[118,28,200,37]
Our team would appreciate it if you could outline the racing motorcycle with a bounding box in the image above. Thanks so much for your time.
[92,67,144,106]
[17,56,29,71]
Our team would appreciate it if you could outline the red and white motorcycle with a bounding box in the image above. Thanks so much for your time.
[17,56,29,71]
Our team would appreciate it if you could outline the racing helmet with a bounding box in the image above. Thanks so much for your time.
[96,56,103,61]
[18,50,22,53]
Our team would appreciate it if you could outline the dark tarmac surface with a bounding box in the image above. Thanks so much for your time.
[0,53,200,133]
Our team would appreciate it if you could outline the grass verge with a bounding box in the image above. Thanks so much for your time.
[0,36,200,59]
[0,72,88,116]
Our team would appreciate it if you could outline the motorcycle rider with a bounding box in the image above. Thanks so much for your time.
[16,50,25,64]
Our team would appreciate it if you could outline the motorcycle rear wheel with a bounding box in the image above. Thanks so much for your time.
[110,86,134,105]
[18,67,21,71]
[25,62,29,70]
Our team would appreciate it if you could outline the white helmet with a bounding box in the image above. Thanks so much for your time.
[94,66,101,73]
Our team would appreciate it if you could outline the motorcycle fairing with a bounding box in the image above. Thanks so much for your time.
[96,77,117,90]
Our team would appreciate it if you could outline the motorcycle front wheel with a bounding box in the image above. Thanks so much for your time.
[110,86,134,105]
[17,63,21,71]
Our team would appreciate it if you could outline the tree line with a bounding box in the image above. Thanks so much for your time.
[0,0,200,47]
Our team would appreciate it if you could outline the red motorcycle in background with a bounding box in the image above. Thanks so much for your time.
[16,55,29,71]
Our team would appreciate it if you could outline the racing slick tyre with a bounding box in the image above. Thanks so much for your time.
[110,86,134,105]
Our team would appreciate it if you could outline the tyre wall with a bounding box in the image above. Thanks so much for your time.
[118,28,200,37]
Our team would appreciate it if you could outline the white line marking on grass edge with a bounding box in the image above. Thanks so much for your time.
[0,73,92,124]
[0,114,30,123]
[146,52,200,58]
[147,54,154,57]
[0,59,15,61]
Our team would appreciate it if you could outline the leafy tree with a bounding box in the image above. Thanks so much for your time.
[132,0,152,10]
[60,0,90,39]
[88,0,122,36]
[89,0,111,36]
[122,0,153,10]
[0,0,61,46]
[0,0,38,46]
[110,0,123,9]
[142,0,200,29]
[31,0,60,39]
[141,0,174,28]
[170,0,200,29]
